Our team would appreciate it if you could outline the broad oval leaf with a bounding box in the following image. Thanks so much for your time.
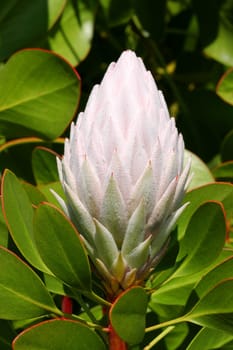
[0,0,66,61]
[13,319,106,350]
[110,286,148,345]
[186,279,233,334]
[175,201,226,277]
[178,182,233,239]
[186,327,233,350]
[1,169,50,273]
[0,49,80,139]
[195,256,233,299]
[34,203,91,291]
[0,246,60,320]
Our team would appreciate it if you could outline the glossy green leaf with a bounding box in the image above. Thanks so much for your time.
[47,0,96,65]
[178,182,233,239]
[34,203,91,291]
[212,161,233,180]
[186,327,233,350]
[32,147,59,185]
[0,49,80,139]
[186,279,233,334]
[151,275,197,306]
[13,319,106,350]
[22,182,47,206]
[1,170,50,273]
[195,256,233,299]
[0,246,60,320]
[43,273,65,296]
[175,201,226,277]
[110,286,148,345]
[184,150,214,190]
[0,0,66,60]
[217,68,233,106]
[38,181,65,205]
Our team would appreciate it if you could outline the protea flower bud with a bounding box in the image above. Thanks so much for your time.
[54,50,190,297]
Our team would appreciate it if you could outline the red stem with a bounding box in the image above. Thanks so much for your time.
[108,324,127,350]
[62,296,73,314]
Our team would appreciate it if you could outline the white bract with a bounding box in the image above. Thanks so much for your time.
[54,50,190,295]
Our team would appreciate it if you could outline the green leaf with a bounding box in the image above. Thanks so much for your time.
[151,275,197,306]
[184,150,214,190]
[186,327,233,350]
[13,319,106,350]
[0,246,60,320]
[47,0,96,65]
[186,279,233,334]
[217,68,233,106]
[38,181,65,205]
[110,286,148,345]
[212,161,233,181]
[0,0,66,60]
[34,202,91,291]
[178,182,233,240]
[0,49,80,139]
[32,147,59,185]
[1,170,50,273]
[204,4,233,66]
[22,182,47,206]
[175,201,226,277]
[195,256,233,299]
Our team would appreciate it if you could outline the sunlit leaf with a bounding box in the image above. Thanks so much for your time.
[47,0,96,65]
[0,49,80,139]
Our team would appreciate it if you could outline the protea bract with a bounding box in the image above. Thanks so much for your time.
[54,50,190,296]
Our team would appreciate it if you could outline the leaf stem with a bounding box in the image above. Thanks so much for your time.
[86,291,112,307]
[0,136,64,152]
[144,326,175,350]
[145,316,186,333]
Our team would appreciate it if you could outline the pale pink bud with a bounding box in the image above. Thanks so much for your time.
[54,50,190,296]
